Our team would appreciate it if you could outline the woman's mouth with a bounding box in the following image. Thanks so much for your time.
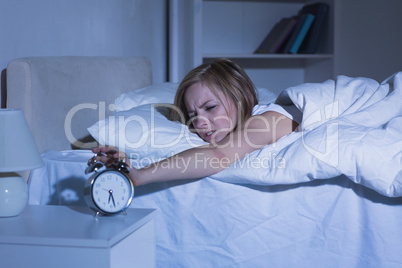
[202,130,214,142]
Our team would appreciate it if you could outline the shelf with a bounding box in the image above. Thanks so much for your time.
[169,0,335,91]
[203,53,333,60]
[204,0,307,3]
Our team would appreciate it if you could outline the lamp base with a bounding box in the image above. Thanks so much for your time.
[0,173,28,217]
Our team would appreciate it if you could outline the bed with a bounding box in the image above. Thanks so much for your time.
[6,56,402,267]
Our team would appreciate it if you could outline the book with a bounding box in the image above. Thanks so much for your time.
[299,2,330,54]
[255,17,298,54]
[282,13,315,54]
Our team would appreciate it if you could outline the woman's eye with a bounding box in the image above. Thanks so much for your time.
[206,105,216,111]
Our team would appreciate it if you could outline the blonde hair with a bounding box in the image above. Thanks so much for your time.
[171,58,258,130]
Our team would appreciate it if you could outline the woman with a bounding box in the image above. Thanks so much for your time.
[93,58,300,186]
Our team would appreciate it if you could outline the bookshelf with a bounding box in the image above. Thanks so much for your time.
[169,0,334,94]
[170,0,402,98]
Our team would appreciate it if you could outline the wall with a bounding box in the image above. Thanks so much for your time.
[335,0,402,82]
[0,0,167,105]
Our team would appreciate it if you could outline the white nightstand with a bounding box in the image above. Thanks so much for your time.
[0,205,156,268]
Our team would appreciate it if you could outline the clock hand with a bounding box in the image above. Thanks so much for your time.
[111,194,116,207]
[108,190,116,207]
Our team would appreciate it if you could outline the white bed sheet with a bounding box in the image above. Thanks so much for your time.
[29,149,402,267]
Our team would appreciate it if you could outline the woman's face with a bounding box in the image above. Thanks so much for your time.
[184,82,238,144]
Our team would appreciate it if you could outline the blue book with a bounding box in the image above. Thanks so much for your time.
[289,14,315,54]
[283,13,315,54]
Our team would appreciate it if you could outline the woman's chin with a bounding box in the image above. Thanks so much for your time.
[209,133,227,145]
[198,131,228,144]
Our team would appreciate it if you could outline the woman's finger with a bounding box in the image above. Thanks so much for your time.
[92,145,119,155]
[90,146,132,169]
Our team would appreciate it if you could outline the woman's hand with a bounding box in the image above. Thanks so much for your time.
[91,146,143,186]
[91,145,125,165]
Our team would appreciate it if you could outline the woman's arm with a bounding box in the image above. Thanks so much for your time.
[94,111,297,186]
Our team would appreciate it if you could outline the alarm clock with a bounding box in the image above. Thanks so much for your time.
[84,154,134,216]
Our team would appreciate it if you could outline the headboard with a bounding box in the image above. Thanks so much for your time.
[6,56,152,153]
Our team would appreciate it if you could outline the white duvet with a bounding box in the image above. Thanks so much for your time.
[212,72,402,197]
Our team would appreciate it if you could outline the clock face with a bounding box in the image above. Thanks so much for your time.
[91,170,134,214]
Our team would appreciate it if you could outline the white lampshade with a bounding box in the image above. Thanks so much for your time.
[0,109,43,171]
[0,109,43,217]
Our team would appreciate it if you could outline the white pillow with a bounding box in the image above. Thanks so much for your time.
[114,82,179,112]
[114,82,278,112]
[88,104,207,163]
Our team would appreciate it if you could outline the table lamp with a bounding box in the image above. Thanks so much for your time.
[0,109,43,217]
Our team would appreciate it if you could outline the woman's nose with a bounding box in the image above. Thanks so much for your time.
[192,115,209,129]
